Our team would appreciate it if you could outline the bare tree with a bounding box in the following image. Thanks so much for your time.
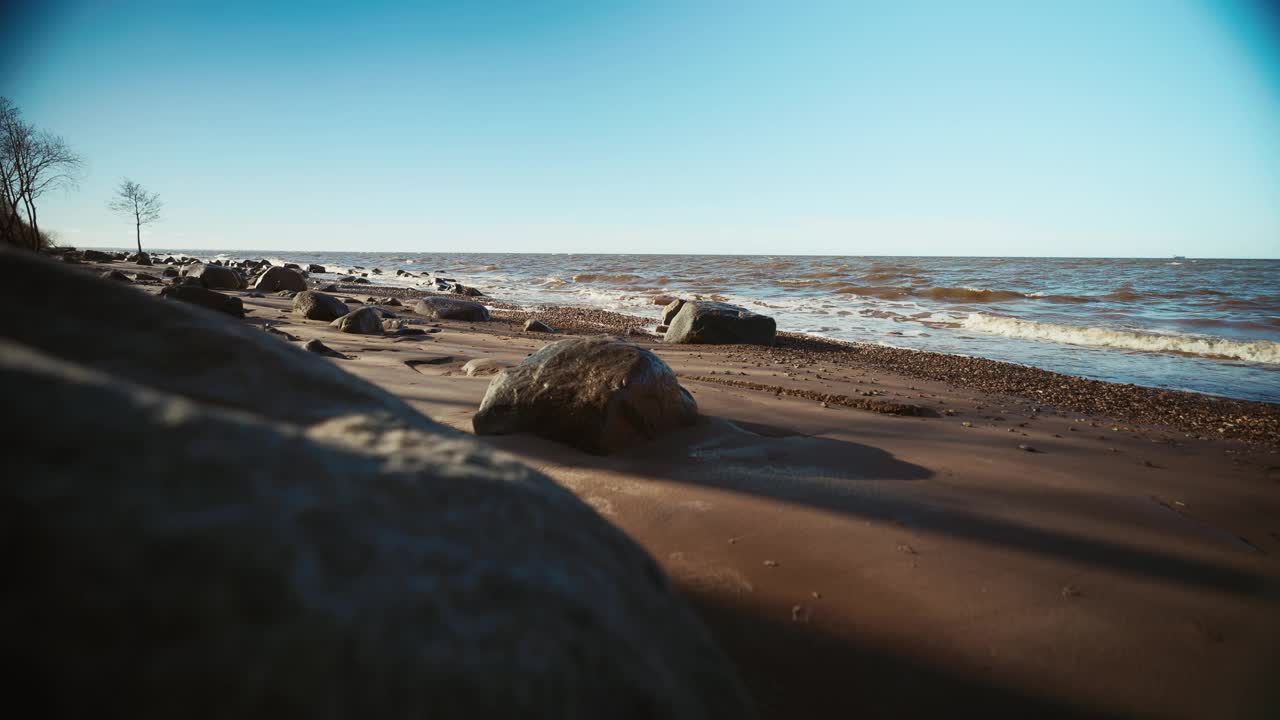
[0,96,83,251]
[108,179,163,254]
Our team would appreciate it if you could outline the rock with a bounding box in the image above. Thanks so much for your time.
[182,263,246,290]
[319,283,338,291]
[1,248,753,718]
[252,266,308,292]
[414,297,490,322]
[329,306,384,335]
[307,264,326,274]
[473,336,699,454]
[130,252,152,266]
[462,358,507,377]
[129,272,161,284]
[451,283,483,297]
[82,249,114,263]
[283,263,301,271]
[274,290,297,298]
[338,275,356,281]
[523,319,553,333]
[656,324,669,334]
[100,270,130,282]
[158,285,245,317]
[653,295,678,306]
[292,291,350,321]
[661,299,686,325]
[61,254,80,264]
[381,297,402,306]
[303,338,348,358]
[664,301,776,346]
[372,268,382,274]
[352,277,371,284]
[262,325,298,341]
[162,266,179,277]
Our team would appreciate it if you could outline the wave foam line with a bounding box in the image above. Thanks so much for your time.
[962,313,1280,364]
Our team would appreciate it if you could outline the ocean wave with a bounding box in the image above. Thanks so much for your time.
[962,313,1280,364]
[572,273,643,283]
[833,284,1091,304]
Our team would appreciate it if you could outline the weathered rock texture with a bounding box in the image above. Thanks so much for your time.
[0,250,753,719]
[159,285,245,318]
[414,296,491,322]
[329,306,384,335]
[474,336,700,454]
[181,262,246,290]
[293,290,350,321]
[664,301,776,346]
[252,266,308,292]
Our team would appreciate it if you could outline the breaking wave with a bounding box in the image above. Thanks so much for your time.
[962,313,1280,364]
[572,273,643,283]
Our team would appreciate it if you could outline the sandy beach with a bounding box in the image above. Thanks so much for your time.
[63,255,1278,718]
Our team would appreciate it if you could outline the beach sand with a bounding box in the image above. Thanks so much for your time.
[118,260,1280,717]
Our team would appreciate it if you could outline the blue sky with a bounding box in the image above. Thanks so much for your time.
[2,0,1277,256]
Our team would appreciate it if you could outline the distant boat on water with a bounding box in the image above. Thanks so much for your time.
[1171,255,1186,261]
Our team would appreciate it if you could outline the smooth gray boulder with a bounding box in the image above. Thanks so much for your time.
[415,296,490,322]
[664,301,776,346]
[329,306,383,335]
[252,266,307,292]
[0,249,754,719]
[159,285,245,317]
[293,290,350,321]
[473,336,699,454]
[182,262,246,290]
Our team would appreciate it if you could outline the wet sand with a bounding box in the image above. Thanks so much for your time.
[117,260,1280,718]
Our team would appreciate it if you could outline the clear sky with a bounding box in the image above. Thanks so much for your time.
[2,0,1278,257]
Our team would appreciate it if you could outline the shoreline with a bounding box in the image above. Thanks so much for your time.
[331,275,1280,448]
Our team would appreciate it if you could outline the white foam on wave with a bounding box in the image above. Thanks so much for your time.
[962,313,1280,364]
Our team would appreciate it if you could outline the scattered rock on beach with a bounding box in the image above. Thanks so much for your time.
[329,306,384,335]
[2,248,752,719]
[252,265,308,292]
[524,319,554,333]
[302,337,348,358]
[293,290,350,321]
[129,251,151,266]
[82,249,113,263]
[100,269,130,282]
[473,336,699,454]
[307,264,326,274]
[415,296,491,322]
[462,358,507,376]
[182,262,246,290]
[664,301,776,346]
[158,285,245,317]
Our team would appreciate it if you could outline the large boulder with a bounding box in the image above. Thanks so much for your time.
[159,285,245,318]
[329,306,383,335]
[293,290,350,321]
[661,299,686,325]
[252,266,307,292]
[182,262,246,290]
[414,296,490,322]
[664,301,776,346]
[473,336,699,454]
[0,249,754,719]
[129,251,152,266]
[82,249,114,263]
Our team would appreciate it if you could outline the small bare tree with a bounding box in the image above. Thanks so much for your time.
[1,97,83,251]
[108,179,163,254]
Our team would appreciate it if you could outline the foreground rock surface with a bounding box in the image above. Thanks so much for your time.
[415,296,491,321]
[1,250,752,719]
[474,336,699,454]
[664,301,776,346]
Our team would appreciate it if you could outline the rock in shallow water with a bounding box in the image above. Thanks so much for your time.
[0,249,754,719]
[664,300,776,346]
[473,336,699,454]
